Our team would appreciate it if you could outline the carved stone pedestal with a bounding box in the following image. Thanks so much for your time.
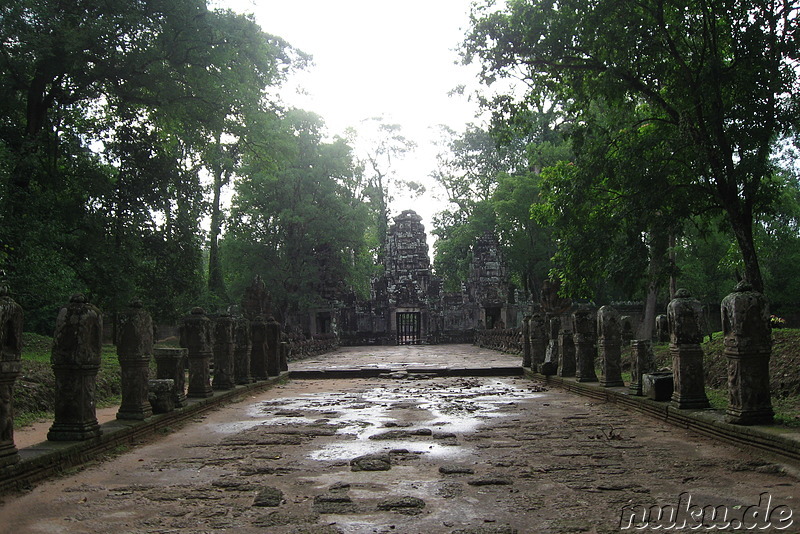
[181,308,213,399]
[722,283,773,425]
[530,313,547,372]
[522,315,532,368]
[116,301,153,420]
[250,316,269,380]
[668,289,709,409]
[212,314,236,390]
[0,286,23,466]
[234,316,252,384]
[266,316,281,377]
[598,305,624,387]
[629,340,655,396]
[48,294,103,441]
[557,327,576,378]
[573,308,598,383]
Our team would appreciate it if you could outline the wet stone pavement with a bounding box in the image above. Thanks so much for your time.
[1,346,799,533]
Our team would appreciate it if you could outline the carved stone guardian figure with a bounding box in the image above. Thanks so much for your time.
[668,289,710,409]
[557,317,576,377]
[721,282,773,425]
[530,312,547,370]
[250,315,269,380]
[573,307,598,383]
[48,294,103,441]
[233,313,253,384]
[522,315,532,368]
[597,305,624,387]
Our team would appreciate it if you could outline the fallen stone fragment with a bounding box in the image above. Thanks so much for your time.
[432,431,457,439]
[350,452,392,471]
[368,428,433,440]
[313,493,358,514]
[253,486,283,507]
[376,496,426,515]
[450,527,518,534]
[439,465,475,475]
[467,477,513,486]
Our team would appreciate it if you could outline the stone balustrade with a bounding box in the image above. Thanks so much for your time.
[474,328,523,354]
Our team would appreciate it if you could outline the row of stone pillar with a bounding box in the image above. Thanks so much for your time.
[522,283,773,425]
[0,292,288,470]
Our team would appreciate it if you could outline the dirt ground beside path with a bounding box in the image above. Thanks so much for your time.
[1,376,798,534]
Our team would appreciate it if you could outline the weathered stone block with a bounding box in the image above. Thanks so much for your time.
[148,379,175,414]
[642,371,674,401]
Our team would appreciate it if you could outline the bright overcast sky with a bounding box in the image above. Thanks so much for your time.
[213,0,487,231]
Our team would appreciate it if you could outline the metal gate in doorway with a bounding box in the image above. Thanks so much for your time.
[396,312,421,345]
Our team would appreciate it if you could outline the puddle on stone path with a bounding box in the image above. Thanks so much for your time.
[215,378,546,462]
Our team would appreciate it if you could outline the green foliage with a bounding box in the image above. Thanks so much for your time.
[222,110,371,320]
[464,0,800,294]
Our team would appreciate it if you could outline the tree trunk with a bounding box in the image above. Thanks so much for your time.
[728,208,764,293]
[208,139,227,300]
[636,230,669,340]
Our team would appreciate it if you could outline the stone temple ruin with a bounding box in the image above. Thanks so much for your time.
[306,210,519,345]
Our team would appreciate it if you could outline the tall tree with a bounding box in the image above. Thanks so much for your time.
[464,0,800,292]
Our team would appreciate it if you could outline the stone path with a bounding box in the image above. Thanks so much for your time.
[290,344,522,371]
[1,346,799,533]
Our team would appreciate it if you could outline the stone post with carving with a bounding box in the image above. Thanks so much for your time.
[234,315,252,384]
[530,312,547,370]
[557,316,576,377]
[250,315,269,380]
[573,307,598,383]
[116,300,153,420]
[542,314,560,375]
[266,316,282,376]
[212,313,236,390]
[48,294,103,441]
[154,347,187,408]
[721,282,773,425]
[597,305,624,387]
[629,340,656,396]
[0,286,23,466]
[280,340,289,372]
[668,289,710,409]
[181,307,213,398]
[522,315,532,368]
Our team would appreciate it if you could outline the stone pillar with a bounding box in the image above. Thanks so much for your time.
[265,316,281,377]
[116,300,153,420]
[557,316,576,377]
[655,314,669,343]
[573,308,598,383]
[521,315,532,368]
[542,314,560,375]
[154,348,187,408]
[668,289,710,409]
[597,305,624,387]
[629,339,656,396]
[48,294,103,441]
[250,316,269,380]
[233,315,252,384]
[530,312,547,370]
[280,340,289,372]
[181,307,213,398]
[212,314,236,390]
[721,282,773,425]
[0,286,23,466]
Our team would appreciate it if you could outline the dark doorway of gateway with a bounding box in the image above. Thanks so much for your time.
[396,312,421,345]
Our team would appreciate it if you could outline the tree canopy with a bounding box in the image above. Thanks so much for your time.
[464,0,800,294]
